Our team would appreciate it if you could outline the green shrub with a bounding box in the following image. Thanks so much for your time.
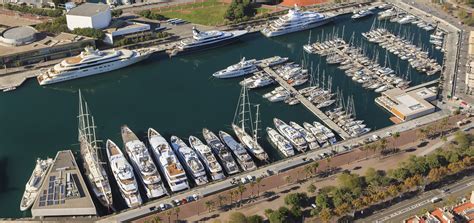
[5,3,63,17]
[72,28,105,39]
[138,10,166,20]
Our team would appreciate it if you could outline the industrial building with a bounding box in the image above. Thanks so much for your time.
[0,32,94,67]
[66,3,111,30]
[31,150,97,218]
[103,21,151,45]
[0,26,37,46]
[375,87,437,122]
[465,31,474,95]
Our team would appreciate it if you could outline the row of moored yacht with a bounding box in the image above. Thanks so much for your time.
[378,7,436,31]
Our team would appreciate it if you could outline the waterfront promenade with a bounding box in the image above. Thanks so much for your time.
[263,67,351,139]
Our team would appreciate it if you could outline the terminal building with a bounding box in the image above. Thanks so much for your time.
[31,150,97,218]
[375,87,437,123]
[66,3,112,30]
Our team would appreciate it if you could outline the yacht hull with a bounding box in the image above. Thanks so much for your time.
[262,17,335,37]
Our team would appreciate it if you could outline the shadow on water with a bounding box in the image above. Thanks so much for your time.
[0,157,9,193]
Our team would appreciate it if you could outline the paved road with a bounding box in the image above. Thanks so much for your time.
[358,175,474,223]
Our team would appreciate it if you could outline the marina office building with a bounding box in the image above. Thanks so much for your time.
[375,87,437,122]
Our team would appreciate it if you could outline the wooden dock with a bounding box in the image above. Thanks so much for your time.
[263,67,351,140]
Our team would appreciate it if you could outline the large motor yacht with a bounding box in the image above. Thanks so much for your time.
[170,136,209,186]
[273,118,308,152]
[121,126,167,199]
[167,27,248,56]
[202,128,240,175]
[106,139,142,208]
[212,57,258,79]
[19,158,53,211]
[261,5,335,37]
[266,127,295,158]
[219,131,257,171]
[148,128,190,192]
[37,47,155,85]
[189,136,225,181]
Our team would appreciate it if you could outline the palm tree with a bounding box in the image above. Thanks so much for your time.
[304,164,313,179]
[284,175,292,184]
[326,157,332,172]
[379,138,387,153]
[249,181,256,198]
[228,190,234,206]
[312,161,319,174]
[392,132,400,148]
[255,176,263,197]
[152,216,162,223]
[237,184,247,206]
[165,210,173,223]
[217,194,226,208]
[205,200,215,213]
[174,207,180,222]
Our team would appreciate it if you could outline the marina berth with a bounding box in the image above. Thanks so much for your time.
[273,118,308,152]
[167,27,248,56]
[37,47,156,85]
[121,126,167,199]
[213,57,258,79]
[261,4,335,37]
[170,136,209,186]
[266,127,295,157]
[219,131,257,171]
[106,139,142,208]
[20,158,53,211]
[148,128,190,193]
[189,136,225,181]
[303,122,329,147]
[232,124,269,161]
[78,91,113,209]
[202,128,240,175]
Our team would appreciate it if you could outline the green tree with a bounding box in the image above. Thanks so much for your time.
[229,212,248,223]
[247,215,264,223]
[205,200,215,213]
[307,183,317,194]
[284,192,307,208]
[112,9,123,17]
[72,28,105,39]
[174,207,180,221]
[319,208,332,223]
[217,194,226,208]
[315,193,332,209]
[255,176,263,197]
[237,184,247,206]
[458,8,468,18]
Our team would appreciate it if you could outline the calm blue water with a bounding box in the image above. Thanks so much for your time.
[0,14,442,218]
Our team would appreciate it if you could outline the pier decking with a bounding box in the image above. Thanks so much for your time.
[263,67,351,140]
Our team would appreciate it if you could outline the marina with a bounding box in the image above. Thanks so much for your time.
[0,5,444,219]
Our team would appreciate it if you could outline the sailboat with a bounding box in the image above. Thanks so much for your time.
[78,90,114,209]
[232,86,269,161]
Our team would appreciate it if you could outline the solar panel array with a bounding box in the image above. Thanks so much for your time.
[38,176,66,207]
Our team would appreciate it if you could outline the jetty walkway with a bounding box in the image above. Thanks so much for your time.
[262,67,351,140]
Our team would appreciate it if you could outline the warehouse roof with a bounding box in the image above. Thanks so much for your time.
[67,3,110,17]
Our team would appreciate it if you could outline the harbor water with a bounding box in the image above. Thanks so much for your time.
[0,14,442,217]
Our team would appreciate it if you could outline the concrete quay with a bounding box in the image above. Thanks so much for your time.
[262,67,352,140]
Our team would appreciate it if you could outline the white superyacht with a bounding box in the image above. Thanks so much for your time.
[19,158,53,211]
[202,128,240,175]
[266,127,295,157]
[213,57,258,79]
[167,27,248,56]
[171,136,209,186]
[274,118,308,152]
[261,5,335,37]
[219,131,257,171]
[106,139,142,208]
[37,47,156,85]
[189,136,225,181]
[77,91,113,208]
[148,128,190,192]
[289,121,320,150]
[121,126,167,199]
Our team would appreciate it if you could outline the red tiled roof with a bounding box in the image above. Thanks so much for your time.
[431,209,451,223]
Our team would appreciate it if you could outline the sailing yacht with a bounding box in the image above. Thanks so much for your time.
[77,91,113,208]
[106,139,142,208]
[148,128,190,192]
[266,127,295,157]
[261,5,335,37]
[213,57,258,79]
[274,118,308,152]
[121,126,167,199]
[202,128,240,175]
[219,131,257,171]
[167,27,248,56]
[37,47,156,85]
[19,158,53,211]
[170,136,209,186]
[189,136,225,181]
[232,86,268,161]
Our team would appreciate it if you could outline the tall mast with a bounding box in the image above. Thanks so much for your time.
[253,104,260,141]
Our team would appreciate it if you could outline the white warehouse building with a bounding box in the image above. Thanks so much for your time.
[66,3,112,31]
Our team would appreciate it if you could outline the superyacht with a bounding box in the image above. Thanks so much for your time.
[121,126,167,199]
[167,27,248,56]
[274,118,308,152]
[202,128,240,175]
[37,47,156,85]
[289,121,320,150]
[213,57,258,79]
[77,91,113,208]
[232,124,268,161]
[219,131,257,171]
[148,128,190,192]
[189,136,225,181]
[351,9,374,19]
[19,158,53,211]
[266,127,295,157]
[106,139,142,208]
[171,136,209,186]
[261,5,335,37]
